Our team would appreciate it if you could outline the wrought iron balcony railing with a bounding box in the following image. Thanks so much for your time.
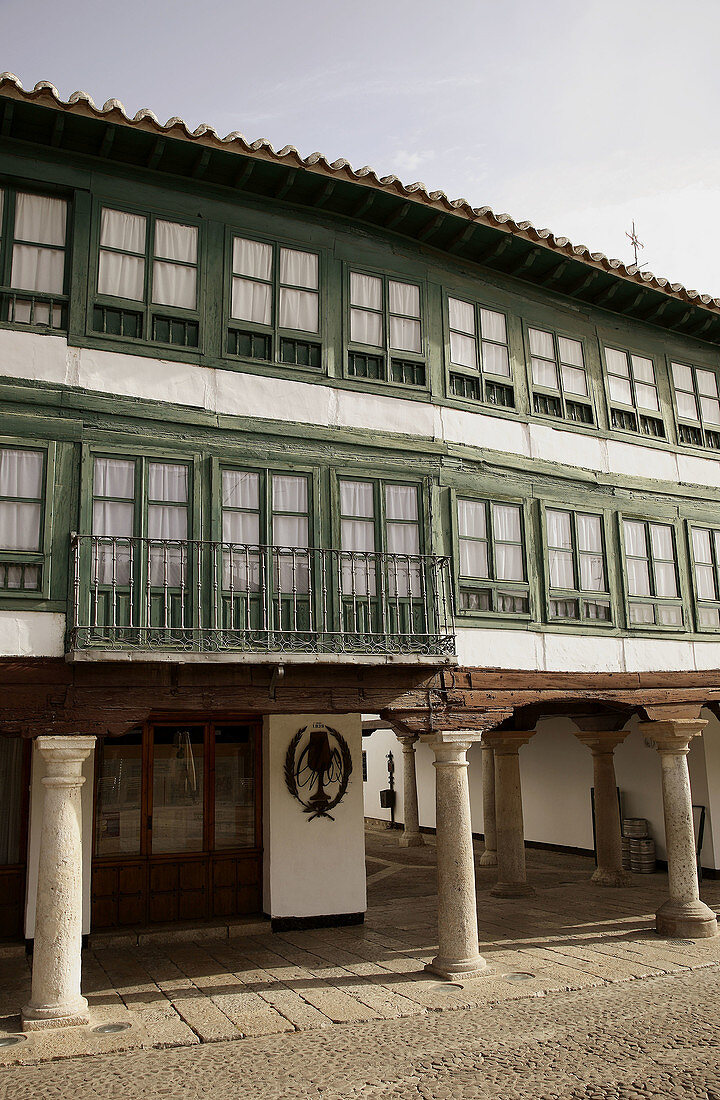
[69,535,456,660]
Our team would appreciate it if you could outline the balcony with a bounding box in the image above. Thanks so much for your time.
[68,536,457,664]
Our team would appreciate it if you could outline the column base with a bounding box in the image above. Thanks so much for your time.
[591,868,633,888]
[655,898,719,939]
[22,996,90,1032]
[399,832,424,848]
[491,881,535,898]
[479,849,497,867]
[425,954,487,981]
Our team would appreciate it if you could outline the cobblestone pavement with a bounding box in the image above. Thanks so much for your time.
[3,965,720,1099]
[1,826,719,1076]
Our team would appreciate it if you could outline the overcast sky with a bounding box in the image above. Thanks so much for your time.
[3,0,719,295]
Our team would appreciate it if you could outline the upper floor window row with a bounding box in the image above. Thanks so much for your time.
[0,189,68,329]
[347,272,425,388]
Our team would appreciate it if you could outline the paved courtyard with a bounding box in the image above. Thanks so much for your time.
[1,824,719,1091]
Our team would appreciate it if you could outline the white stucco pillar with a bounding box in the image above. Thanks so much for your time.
[423,732,486,980]
[397,735,424,847]
[489,734,534,898]
[575,732,632,887]
[479,742,497,867]
[23,735,96,1031]
[638,719,718,939]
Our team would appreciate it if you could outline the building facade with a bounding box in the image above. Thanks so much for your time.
[1,74,719,1029]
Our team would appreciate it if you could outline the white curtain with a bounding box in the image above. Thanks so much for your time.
[92,459,135,585]
[222,470,259,510]
[149,463,188,503]
[532,358,558,389]
[101,209,145,252]
[458,500,485,539]
[577,514,605,591]
[460,539,488,579]
[279,288,318,332]
[385,484,417,522]
[350,307,382,347]
[98,209,146,300]
[232,278,272,325]
[529,328,553,358]
[547,509,572,549]
[280,249,317,289]
[386,522,419,555]
[558,337,583,367]
[482,342,510,377]
[341,517,375,551]
[609,376,633,404]
[649,524,673,562]
[632,355,655,383]
[154,221,197,263]
[692,527,713,565]
[547,510,574,590]
[223,510,260,545]
[340,480,374,518]
[701,396,720,425]
[148,463,188,586]
[233,238,272,280]
[341,516,376,595]
[577,513,602,553]
[0,448,43,498]
[450,330,477,369]
[350,272,381,309]
[390,317,421,353]
[0,501,41,551]
[0,737,23,864]
[672,362,693,391]
[635,384,659,412]
[15,193,66,245]
[11,245,65,294]
[153,262,197,310]
[274,515,308,548]
[697,369,718,398]
[449,298,474,335]
[92,501,134,538]
[493,503,521,543]
[480,309,506,344]
[561,365,588,397]
[94,457,135,499]
[389,282,421,353]
[12,186,67,296]
[389,281,419,318]
[654,563,677,598]
[606,348,629,376]
[623,520,647,558]
[676,391,699,421]
[272,474,308,515]
[493,504,523,581]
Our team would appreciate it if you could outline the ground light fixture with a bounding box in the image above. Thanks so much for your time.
[93,1022,132,1034]
[0,1035,27,1047]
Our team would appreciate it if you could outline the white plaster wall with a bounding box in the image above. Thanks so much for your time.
[7,329,720,493]
[0,612,65,657]
[25,738,94,938]
[518,720,595,851]
[263,714,366,920]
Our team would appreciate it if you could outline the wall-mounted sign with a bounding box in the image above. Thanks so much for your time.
[284,723,352,820]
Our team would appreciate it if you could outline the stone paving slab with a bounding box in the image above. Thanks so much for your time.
[1,828,719,1067]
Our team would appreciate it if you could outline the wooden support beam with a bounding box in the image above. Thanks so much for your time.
[233,159,256,189]
[508,249,538,277]
[353,189,379,219]
[275,168,298,200]
[619,291,646,316]
[446,223,476,253]
[192,148,212,179]
[98,125,115,158]
[0,100,14,138]
[147,137,166,170]
[384,203,412,231]
[416,213,445,243]
[590,280,622,307]
[687,315,716,338]
[50,115,65,148]
[643,298,670,324]
[313,180,336,209]
[538,258,570,287]
[478,235,513,265]
[570,269,599,296]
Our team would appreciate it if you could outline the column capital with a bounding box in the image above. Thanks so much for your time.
[36,735,96,784]
[483,731,533,754]
[573,731,629,754]
[421,729,481,751]
[637,719,707,754]
[395,734,420,750]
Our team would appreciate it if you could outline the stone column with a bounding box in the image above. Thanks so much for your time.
[489,734,534,897]
[574,732,632,887]
[423,732,486,979]
[397,735,424,848]
[638,718,717,939]
[479,742,497,867]
[23,735,96,1031]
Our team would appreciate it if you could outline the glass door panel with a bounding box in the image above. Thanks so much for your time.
[94,730,143,856]
[151,725,205,853]
[214,725,256,849]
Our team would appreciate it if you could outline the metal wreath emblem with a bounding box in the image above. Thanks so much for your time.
[284,724,353,820]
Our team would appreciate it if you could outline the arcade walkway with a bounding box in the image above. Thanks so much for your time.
[1,826,719,1066]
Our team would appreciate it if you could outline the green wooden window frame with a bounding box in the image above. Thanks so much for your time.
[620,515,685,630]
[603,345,665,438]
[224,231,323,371]
[334,475,425,556]
[670,359,720,451]
[345,267,427,388]
[444,294,514,409]
[88,452,196,541]
[88,203,202,351]
[0,187,70,334]
[688,522,720,631]
[454,494,530,617]
[543,505,612,624]
[526,324,594,425]
[218,464,314,548]
[0,440,55,599]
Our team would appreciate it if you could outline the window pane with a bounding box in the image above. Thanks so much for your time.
[94,458,135,500]
[482,342,510,377]
[100,209,146,253]
[154,221,197,263]
[493,503,522,543]
[386,521,420,555]
[272,474,308,514]
[547,509,572,549]
[657,605,682,626]
[699,606,720,628]
[627,558,651,597]
[231,277,272,325]
[635,383,659,412]
[279,248,318,289]
[233,238,272,280]
[480,308,507,344]
[222,470,259,510]
[152,261,197,309]
[695,562,716,601]
[15,193,66,246]
[629,602,655,624]
[532,357,558,389]
[273,515,308,548]
[577,513,602,553]
[558,337,583,366]
[385,484,418,521]
[389,316,421,353]
[350,272,382,309]
[279,287,318,332]
[0,449,43,498]
[458,500,486,539]
[697,369,718,398]
[11,245,65,294]
[148,504,187,541]
[676,390,699,421]
[700,397,720,425]
[692,527,713,564]
[92,500,134,538]
[152,727,205,853]
[223,510,260,544]
[605,348,629,376]
[341,517,375,551]
[98,251,145,300]
[672,362,693,391]
[654,562,677,598]
[529,328,553,358]
[450,330,477,369]
[496,544,524,582]
[95,732,143,857]
[340,480,374,518]
[460,538,488,578]
[579,553,605,592]
[350,307,382,347]
[609,376,633,405]
[0,501,42,550]
[214,726,256,849]
[623,520,647,557]
[149,463,188,503]
[561,364,588,396]
[632,355,655,383]
[549,549,574,588]
[650,524,674,561]
[449,298,475,335]
[389,281,420,317]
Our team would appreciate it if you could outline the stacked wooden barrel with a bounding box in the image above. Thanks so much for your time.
[622,818,656,873]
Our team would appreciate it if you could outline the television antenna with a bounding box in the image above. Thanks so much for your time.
[626,220,646,268]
